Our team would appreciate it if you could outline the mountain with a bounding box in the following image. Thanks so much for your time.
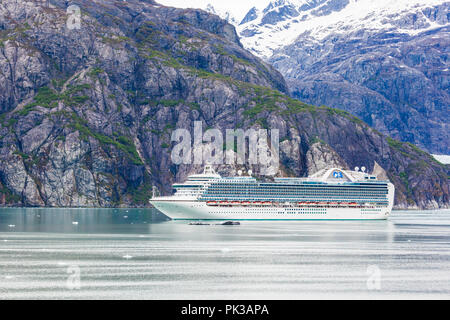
[0,0,448,209]
[238,0,352,58]
[240,6,261,25]
[204,3,240,26]
[237,0,450,155]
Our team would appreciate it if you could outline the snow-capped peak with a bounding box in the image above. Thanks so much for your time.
[263,0,297,13]
[237,0,449,59]
[204,3,240,26]
[239,6,261,25]
[205,3,217,14]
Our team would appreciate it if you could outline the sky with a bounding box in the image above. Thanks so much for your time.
[156,0,270,21]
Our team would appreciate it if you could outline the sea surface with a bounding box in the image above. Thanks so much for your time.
[0,208,449,299]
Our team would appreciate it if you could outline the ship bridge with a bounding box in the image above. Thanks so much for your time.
[172,166,221,199]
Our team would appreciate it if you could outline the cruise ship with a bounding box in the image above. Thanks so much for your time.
[150,166,395,220]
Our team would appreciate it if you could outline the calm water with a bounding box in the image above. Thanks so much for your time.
[0,208,449,299]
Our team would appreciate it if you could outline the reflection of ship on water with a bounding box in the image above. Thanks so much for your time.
[151,166,395,220]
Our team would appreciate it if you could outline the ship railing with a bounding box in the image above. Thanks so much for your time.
[204,200,385,208]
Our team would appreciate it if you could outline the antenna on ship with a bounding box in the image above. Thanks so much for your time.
[354,167,359,172]
[237,170,242,176]
[361,166,366,173]
[152,185,159,198]
[248,170,253,176]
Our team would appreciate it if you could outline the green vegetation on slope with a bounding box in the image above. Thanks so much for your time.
[69,114,143,166]
[17,84,92,116]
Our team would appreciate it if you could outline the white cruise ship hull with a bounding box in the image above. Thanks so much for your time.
[151,200,391,220]
[151,167,395,221]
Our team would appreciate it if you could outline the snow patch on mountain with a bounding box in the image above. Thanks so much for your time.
[433,155,450,165]
[237,0,448,58]
[204,3,241,25]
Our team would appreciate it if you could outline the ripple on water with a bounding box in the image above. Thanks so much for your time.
[0,209,449,299]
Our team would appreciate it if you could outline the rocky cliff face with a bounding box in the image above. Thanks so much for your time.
[0,0,448,209]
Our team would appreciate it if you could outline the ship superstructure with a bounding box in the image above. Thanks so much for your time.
[150,166,395,220]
